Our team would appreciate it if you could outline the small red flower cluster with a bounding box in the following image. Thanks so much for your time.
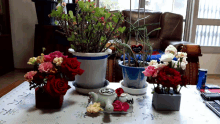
[115,88,124,97]
[112,100,129,112]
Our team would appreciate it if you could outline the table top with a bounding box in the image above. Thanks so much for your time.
[0,81,219,124]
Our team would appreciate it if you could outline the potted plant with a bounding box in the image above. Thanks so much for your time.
[116,17,161,90]
[49,1,125,90]
[142,45,188,111]
[32,0,63,25]
[24,48,84,109]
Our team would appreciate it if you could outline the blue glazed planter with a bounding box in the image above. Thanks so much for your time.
[118,60,148,89]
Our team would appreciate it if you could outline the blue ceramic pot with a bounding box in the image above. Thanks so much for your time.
[118,60,148,89]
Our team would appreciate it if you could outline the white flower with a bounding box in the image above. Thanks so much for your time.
[165,45,177,55]
[176,52,187,58]
[160,53,175,62]
[53,57,63,66]
[149,60,158,66]
[171,60,178,68]
[177,57,188,65]
[181,62,187,70]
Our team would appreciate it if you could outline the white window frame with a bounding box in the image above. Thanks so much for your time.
[190,0,220,53]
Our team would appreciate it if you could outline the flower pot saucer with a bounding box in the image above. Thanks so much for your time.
[119,80,148,95]
[73,80,110,95]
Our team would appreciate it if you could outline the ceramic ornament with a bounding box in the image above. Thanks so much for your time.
[88,88,117,112]
[131,44,143,53]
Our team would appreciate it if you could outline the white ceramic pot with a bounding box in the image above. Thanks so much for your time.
[69,48,112,89]
[68,48,112,89]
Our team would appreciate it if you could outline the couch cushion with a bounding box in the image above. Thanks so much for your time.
[159,12,183,41]
[122,10,162,38]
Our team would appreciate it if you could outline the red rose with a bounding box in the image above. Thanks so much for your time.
[33,72,45,85]
[115,88,124,97]
[157,66,182,88]
[61,58,84,80]
[112,100,129,112]
[45,75,71,97]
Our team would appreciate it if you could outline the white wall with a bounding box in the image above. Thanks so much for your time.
[9,0,37,69]
[199,54,220,74]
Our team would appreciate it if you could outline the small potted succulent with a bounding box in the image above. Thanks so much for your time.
[49,0,125,91]
[142,45,188,111]
[116,17,161,90]
[24,48,84,109]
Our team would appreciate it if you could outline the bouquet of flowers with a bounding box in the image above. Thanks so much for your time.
[142,45,188,94]
[24,49,84,97]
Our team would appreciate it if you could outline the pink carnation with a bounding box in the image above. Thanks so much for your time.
[49,51,68,59]
[38,62,53,73]
[24,71,37,82]
[142,66,158,77]
[44,55,53,62]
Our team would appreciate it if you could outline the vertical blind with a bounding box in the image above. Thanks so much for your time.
[195,0,220,46]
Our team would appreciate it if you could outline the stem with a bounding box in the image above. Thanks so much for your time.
[178,86,182,93]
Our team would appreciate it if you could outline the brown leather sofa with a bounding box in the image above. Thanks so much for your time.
[105,10,202,85]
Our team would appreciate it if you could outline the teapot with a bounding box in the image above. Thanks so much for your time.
[88,88,117,112]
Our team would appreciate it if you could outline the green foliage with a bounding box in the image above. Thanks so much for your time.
[50,1,124,53]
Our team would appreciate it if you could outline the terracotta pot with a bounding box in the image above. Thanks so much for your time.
[35,87,63,109]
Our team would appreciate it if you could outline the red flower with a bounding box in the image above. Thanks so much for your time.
[115,88,124,97]
[33,72,45,85]
[101,17,104,22]
[61,58,84,80]
[88,0,91,2]
[157,66,182,88]
[112,100,129,112]
[45,75,71,97]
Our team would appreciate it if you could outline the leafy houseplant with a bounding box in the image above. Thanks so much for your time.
[49,0,126,91]
[116,17,161,89]
[24,49,84,109]
[50,0,125,53]
[142,45,188,110]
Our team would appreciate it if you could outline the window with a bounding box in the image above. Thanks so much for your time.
[190,0,220,53]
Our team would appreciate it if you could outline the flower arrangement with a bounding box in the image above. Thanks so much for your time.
[50,0,125,53]
[142,45,188,94]
[24,49,84,97]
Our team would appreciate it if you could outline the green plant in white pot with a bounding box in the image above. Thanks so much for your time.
[115,17,160,94]
[50,0,125,91]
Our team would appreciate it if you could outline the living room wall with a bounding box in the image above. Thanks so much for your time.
[199,54,220,74]
[9,0,36,69]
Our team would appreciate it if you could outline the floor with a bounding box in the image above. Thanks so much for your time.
[0,69,220,92]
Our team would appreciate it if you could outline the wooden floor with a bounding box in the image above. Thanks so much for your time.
[0,69,220,97]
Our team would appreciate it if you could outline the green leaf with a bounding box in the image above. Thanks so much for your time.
[69,11,74,18]
[78,1,84,9]
[57,6,63,13]
[55,21,58,25]
[147,27,161,36]
[71,44,75,50]
[105,13,111,20]
[112,16,118,23]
